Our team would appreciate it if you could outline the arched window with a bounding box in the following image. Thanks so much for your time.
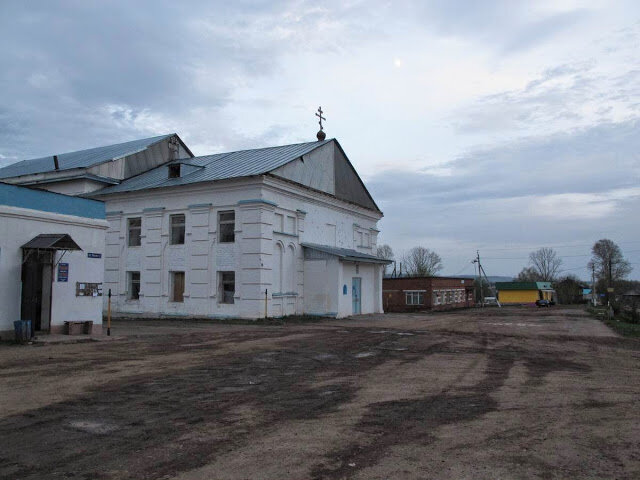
[273,242,283,293]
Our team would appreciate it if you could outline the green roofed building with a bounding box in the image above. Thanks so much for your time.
[495,281,555,305]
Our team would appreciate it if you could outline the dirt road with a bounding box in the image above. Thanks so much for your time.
[1,307,638,479]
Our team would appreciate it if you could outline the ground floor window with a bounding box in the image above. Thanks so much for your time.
[127,271,140,300]
[433,291,441,305]
[405,291,424,305]
[219,271,235,304]
[170,271,185,302]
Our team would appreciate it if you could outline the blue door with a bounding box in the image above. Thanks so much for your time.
[352,277,362,314]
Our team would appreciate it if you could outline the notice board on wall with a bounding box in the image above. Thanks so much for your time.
[76,282,103,297]
[57,263,69,282]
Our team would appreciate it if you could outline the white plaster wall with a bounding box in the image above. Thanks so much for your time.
[102,180,269,319]
[337,262,378,317]
[0,205,107,337]
[100,175,384,320]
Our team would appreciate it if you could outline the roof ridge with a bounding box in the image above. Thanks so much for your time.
[187,138,331,161]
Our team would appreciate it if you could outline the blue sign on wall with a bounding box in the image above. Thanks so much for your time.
[87,252,102,258]
[343,285,348,295]
[57,263,69,282]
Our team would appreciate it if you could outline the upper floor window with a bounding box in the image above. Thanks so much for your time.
[219,211,235,243]
[286,216,296,234]
[274,213,284,232]
[128,217,141,247]
[170,214,185,245]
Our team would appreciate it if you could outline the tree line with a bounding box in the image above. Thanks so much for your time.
[375,238,636,306]
[517,239,633,304]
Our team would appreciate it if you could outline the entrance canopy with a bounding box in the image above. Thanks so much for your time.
[301,242,391,264]
[21,234,82,251]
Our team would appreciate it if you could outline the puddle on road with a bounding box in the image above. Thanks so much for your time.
[354,352,376,358]
[68,420,119,435]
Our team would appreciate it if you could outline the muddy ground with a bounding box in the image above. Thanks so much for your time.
[0,307,638,479]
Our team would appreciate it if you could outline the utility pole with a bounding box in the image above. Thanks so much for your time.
[473,251,483,307]
[591,264,596,307]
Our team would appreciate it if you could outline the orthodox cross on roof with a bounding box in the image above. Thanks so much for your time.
[315,106,327,141]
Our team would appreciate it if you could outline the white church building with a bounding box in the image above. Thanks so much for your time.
[0,133,388,319]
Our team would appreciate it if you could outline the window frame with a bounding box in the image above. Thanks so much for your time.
[218,210,235,243]
[219,271,235,304]
[169,214,186,245]
[170,271,185,303]
[127,271,141,300]
[405,290,425,306]
[127,217,142,247]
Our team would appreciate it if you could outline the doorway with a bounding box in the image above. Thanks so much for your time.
[21,250,53,334]
[352,277,362,315]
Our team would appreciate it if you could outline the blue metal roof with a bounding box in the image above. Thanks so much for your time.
[93,139,331,195]
[0,182,105,219]
[301,242,391,264]
[0,134,174,178]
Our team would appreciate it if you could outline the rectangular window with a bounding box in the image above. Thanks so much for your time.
[128,271,140,300]
[170,214,185,245]
[128,217,141,247]
[286,215,296,234]
[219,271,235,304]
[405,291,424,305]
[219,211,235,243]
[274,213,284,232]
[170,271,185,302]
[433,291,441,305]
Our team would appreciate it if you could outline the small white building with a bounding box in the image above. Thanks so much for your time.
[0,182,108,339]
[0,135,389,319]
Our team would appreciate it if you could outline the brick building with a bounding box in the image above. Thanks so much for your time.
[382,276,475,312]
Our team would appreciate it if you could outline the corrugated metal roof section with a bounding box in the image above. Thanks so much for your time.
[21,233,82,251]
[94,139,331,195]
[301,242,391,264]
[0,134,174,179]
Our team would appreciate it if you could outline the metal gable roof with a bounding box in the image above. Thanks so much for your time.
[93,139,332,195]
[301,243,391,264]
[0,134,175,179]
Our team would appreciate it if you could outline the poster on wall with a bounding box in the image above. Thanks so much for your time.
[57,263,69,282]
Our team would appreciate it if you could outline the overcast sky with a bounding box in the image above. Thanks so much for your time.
[1,0,639,280]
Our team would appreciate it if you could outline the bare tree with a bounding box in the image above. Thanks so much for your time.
[528,247,562,282]
[516,266,541,282]
[376,244,394,275]
[376,244,394,260]
[588,239,632,285]
[402,247,443,276]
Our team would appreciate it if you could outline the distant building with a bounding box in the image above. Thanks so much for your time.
[382,276,475,312]
[495,281,555,305]
[0,182,107,339]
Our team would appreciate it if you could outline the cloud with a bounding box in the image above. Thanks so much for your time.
[0,0,638,279]
[371,119,640,278]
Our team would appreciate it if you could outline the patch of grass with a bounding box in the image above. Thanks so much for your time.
[586,306,640,338]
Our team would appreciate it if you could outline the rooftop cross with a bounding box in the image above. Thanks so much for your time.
[315,106,326,130]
